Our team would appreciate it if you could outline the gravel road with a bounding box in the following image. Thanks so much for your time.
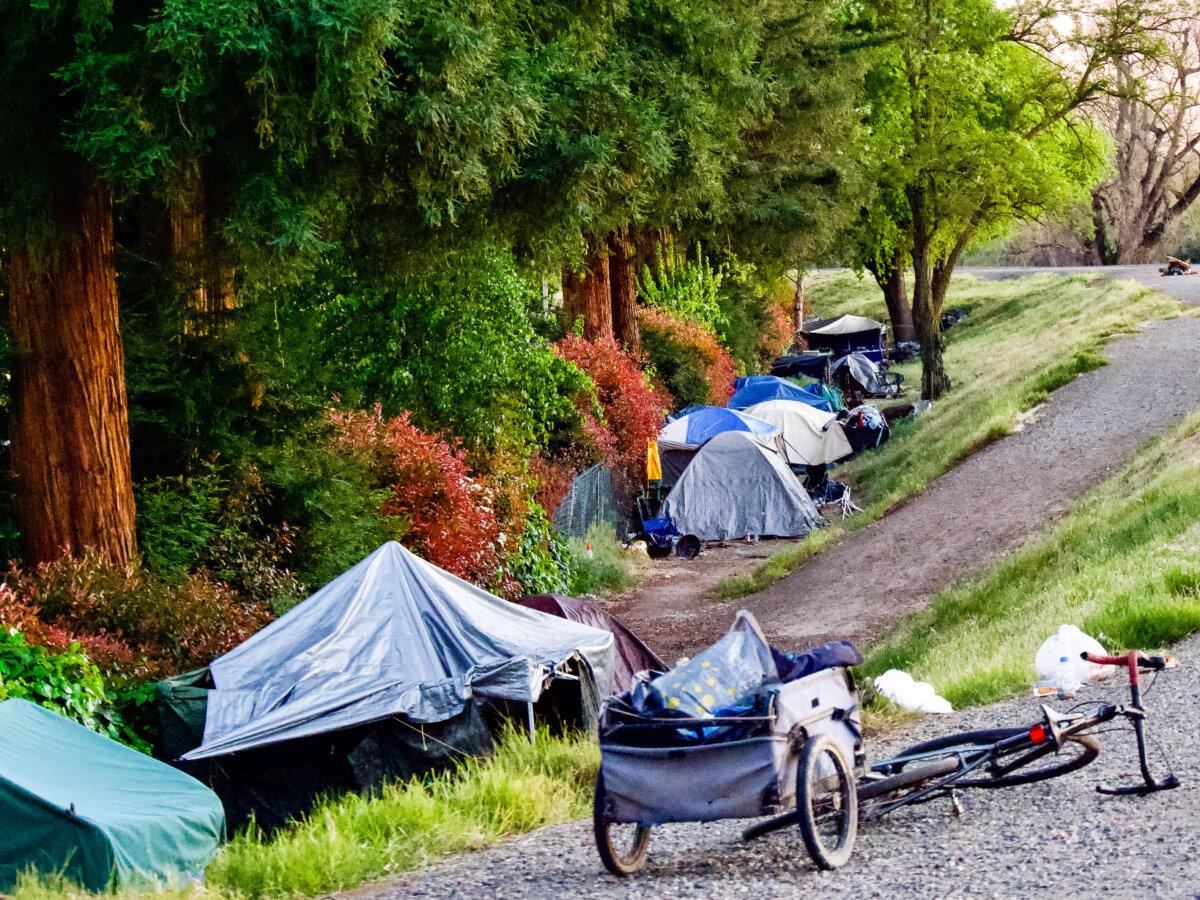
[360,632,1200,899]
[613,268,1200,659]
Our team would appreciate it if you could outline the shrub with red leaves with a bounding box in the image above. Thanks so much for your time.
[637,306,737,407]
[758,293,796,363]
[329,406,503,584]
[0,555,271,677]
[553,336,669,496]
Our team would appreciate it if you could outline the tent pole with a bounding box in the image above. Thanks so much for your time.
[526,701,536,742]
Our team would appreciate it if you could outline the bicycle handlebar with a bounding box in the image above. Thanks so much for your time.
[1080,651,1168,672]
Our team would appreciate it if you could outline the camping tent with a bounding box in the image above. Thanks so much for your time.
[0,700,224,891]
[657,405,780,451]
[771,352,832,381]
[802,315,886,363]
[164,542,615,830]
[831,352,897,398]
[517,594,665,696]
[661,431,824,540]
[727,376,836,413]
[742,399,853,466]
[183,541,615,762]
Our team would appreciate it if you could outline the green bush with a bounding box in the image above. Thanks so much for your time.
[506,503,570,595]
[640,243,726,331]
[0,630,125,741]
[136,464,225,580]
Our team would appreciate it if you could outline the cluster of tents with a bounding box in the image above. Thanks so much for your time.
[0,541,666,890]
[645,314,902,544]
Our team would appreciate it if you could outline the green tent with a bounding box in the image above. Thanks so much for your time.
[0,699,225,891]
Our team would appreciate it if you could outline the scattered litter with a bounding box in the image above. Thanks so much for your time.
[624,540,649,556]
[874,669,953,714]
[1159,256,1197,276]
[1035,624,1115,686]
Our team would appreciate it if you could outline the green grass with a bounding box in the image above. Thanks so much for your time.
[862,413,1200,708]
[566,521,643,595]
[714,271,1183,600]
[12,728,598,900]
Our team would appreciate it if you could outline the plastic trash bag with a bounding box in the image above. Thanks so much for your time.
[1035,624,1113,683]
[874,669,953,714]
[632,612,778,718]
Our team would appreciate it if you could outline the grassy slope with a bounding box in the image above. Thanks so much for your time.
[715,271,1183,599]
[864,412,1200,707]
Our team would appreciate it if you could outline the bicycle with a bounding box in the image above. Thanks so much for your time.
[744,649,1179,852]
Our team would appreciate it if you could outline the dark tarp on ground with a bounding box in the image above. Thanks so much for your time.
[0,700,224,891]
[517,594,666,697]
[661,431,824,540]
[551,463,627,538]
[161,542,614,831]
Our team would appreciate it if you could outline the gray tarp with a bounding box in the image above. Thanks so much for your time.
[183,541,615,760]
[831,352,889,395]
[661,431,824,541]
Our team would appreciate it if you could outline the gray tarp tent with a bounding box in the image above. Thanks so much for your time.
[660,431,824,540]
[183,541,615,761]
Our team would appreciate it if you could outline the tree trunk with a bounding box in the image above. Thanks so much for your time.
[170,159,236,334]
[873,248,915,344]
[907,188,950,400]
[608,228,640,354]
[6,179,137,565]
[562,240,613,341]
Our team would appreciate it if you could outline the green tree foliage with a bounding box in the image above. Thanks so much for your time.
[851,0,1146,397]
[272,248,589,454]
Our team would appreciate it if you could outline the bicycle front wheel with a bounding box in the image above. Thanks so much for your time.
[891,727,1100,788]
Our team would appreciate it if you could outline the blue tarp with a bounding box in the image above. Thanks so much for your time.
[727,376,836,413]
[657,405,780,451]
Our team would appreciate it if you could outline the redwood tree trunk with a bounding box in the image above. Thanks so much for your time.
[608,227,640,354]
[171,159,236,334]
[562,239,613,341]
[6,179,137,565]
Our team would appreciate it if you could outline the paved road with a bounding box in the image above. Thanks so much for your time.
[362,632,1200,898]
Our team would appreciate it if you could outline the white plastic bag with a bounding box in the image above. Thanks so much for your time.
[1035,624,1113,683]
[875,669,953,714]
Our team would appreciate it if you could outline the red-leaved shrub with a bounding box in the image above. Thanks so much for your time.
[329,406,503,584]
[0,555,271,677]
[637,306,737,407]
[553,336,669,497]
[758,292,796,363]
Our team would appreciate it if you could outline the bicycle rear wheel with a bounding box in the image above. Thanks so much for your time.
[888,727,1100,789]
[795,735,858,870]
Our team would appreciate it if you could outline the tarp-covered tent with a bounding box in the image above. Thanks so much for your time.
[165,542,615,830]
[771,352,831,381]
[661,431,824,540]
[743,399,853,466]
[517,595,665,697]
[802,314,886,363]
[657,405,780,451]
[185,542,614,761]
[0,700,224,891]
[727,376,836,413]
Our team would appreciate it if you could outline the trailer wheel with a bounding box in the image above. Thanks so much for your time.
[796,735,858,869]
[593,770,651,876]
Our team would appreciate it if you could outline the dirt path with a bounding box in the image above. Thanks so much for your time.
[360,632,1200,898]
[610,269,1200,658]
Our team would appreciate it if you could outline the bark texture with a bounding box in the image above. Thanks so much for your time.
[6,179,137,565]
[170,160,236,334]
[607,228,640,354]
[869,248,915,345]
[908,187,951,400]
[562,240,614,341]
